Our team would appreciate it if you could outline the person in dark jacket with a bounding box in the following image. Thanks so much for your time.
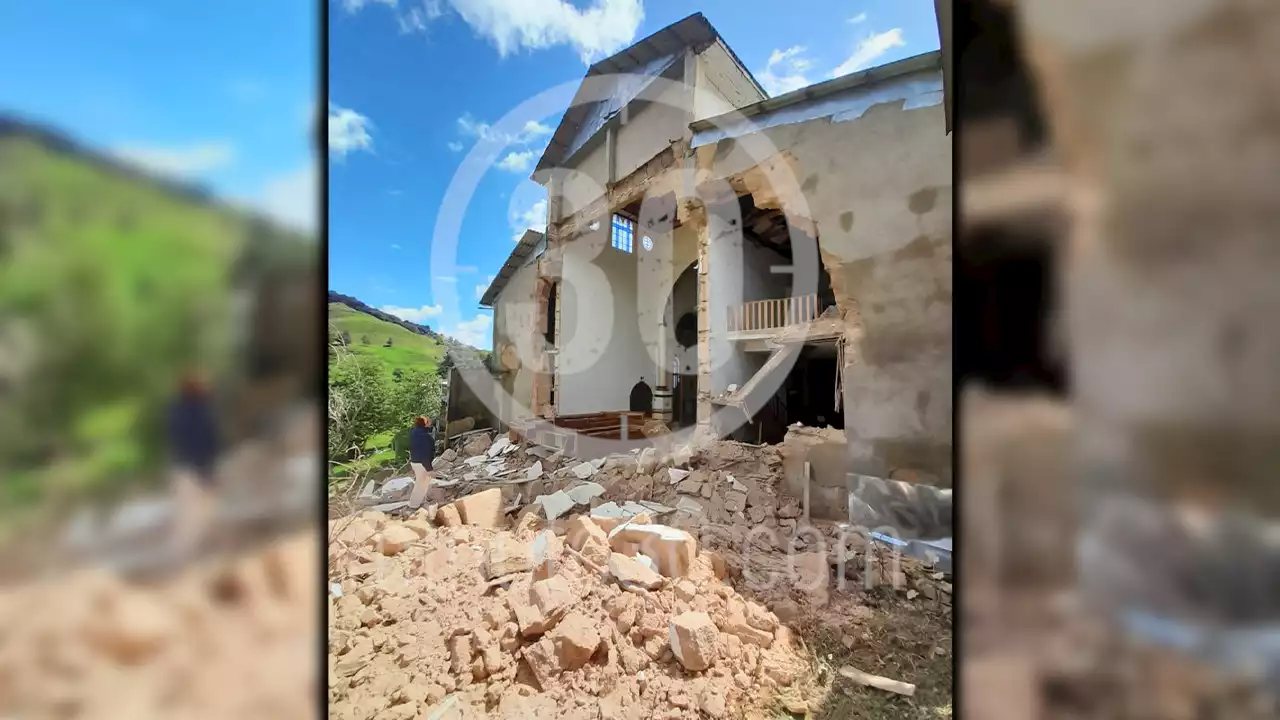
[166,372,221,554]
[408,416,436,508]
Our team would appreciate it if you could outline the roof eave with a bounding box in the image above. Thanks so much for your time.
[689,51,943,133]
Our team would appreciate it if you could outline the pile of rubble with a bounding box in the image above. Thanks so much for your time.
[357,430,795,531]
[0,532,317,719]
[328,494,812,720]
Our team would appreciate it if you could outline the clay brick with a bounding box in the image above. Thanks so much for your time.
[609,524,697,577]
[456,488,504,528]
[377,525,419,556]
[608,553,663,591]
[565,516,608,551]
[435,504,462,528]
[668,611,720,671]
[531,530,564,581]
[532,576,573,624]
[549,610,600,670]
[484,535,533,579]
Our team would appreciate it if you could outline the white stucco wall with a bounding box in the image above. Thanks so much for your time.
[694,41,766,121]
[492,262,540,417]
[556,226,652,414]
[697,77,953,479]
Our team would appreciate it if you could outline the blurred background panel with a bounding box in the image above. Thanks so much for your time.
[0,1,321,718]
[958,0,1280,716]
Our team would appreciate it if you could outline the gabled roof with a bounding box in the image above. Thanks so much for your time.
[478,229,546,307]
[532,13,766,175]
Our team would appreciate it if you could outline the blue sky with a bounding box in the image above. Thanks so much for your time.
[0,1,317,231]
[329,0,941,348]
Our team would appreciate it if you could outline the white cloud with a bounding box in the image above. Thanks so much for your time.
[447,140,465,152]
[458,265,479,273]
[329,103,374,156]
[435,275,458,283]
[758,46,814,96]
[382,304,443,323]
[848,12,867,24]
[456,113,552,146]
[258,161,317,232]
[112,141,236,177]
[448,0,643,63]
[341,0,397,11]
[830,28,906,77]
[476,274,496,300]
[445,314,492,348]
[496,149,537,173]
[391,243,402,249]
[509,197,547,242]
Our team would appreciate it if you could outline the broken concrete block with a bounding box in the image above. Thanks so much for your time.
[487,437,512,457]
[435,504,462,528]
[608,524,698,578]
[608,552,664,591]
[377,524,420,556]
[449,633,472,674]
[668,612,720,671]
[532,576,573,624]
[724,490,747,514]
[777,497,801,519]
[571,461,597,479]
[522,636,560,690]
[720,613,774,648]
[431,456,449,471]
[580,537,611,567]
[336,519,378,547]
[638,447,657,473]
[537,491,575,521]
[566,482,605,505]
[668,468,690,484]
[402,518,433,539]
[525,461,544,481]
[549,610,600,670]
[531,530,563,581]
[565,516,609,551]
[456,488,504,528]
[677,476,702,495]
[744,601,779,632]
[484,536,533,579]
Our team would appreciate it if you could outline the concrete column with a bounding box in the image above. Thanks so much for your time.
[692,208,713,440]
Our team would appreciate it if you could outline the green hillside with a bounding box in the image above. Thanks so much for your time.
[0,119,312,524]
[328,302,445,375]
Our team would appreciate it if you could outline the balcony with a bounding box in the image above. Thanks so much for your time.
[727,294,822,333]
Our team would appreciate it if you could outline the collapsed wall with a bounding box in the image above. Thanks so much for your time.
[693,58,953,486]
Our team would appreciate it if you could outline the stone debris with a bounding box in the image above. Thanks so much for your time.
[328,496,810,720]
[324,431,956,718]
[4,532,317,719]
[456,488,504,528]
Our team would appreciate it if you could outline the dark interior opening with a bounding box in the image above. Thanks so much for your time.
[729,193,836,317]
[959,0,1049,154]
[739,344,845,444]
[958,226,1067,395]
[544,281,558,347]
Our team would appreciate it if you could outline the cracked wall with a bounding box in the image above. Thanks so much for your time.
[696,97,953,483]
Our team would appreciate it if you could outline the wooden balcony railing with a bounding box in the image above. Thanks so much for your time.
[728,294,820,332]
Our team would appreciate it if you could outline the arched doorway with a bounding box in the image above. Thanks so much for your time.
[664,262,699,428]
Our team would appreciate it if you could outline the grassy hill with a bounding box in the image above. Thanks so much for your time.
[328,302,445,375]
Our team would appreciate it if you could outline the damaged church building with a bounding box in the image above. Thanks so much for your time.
[478,13,952,521]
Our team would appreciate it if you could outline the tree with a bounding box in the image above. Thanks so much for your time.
[360,334,370,345]
[384,337,393,348]
[341,330,351,345]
